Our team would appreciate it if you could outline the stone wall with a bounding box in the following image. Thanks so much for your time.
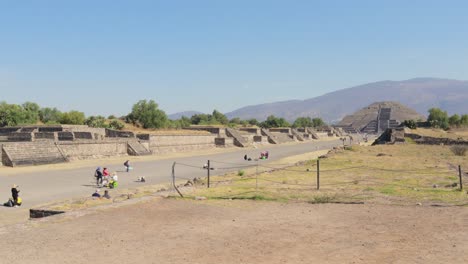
[57,140,128,160]
[38,126,63,132]
[105,128,135,138]
[148,134,217,154]
[58,132,74,141]
[73,132,94,140]
[34,132,56,140]
[8,132,33,141]
[0,127,20,133]
[405,133,468,145]
[215,137,234,147]
[269,128,291,134]
[62,125,106,136]
[185,126,222,135]
[238,128,260,134]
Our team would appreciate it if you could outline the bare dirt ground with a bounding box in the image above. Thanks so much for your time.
[0,198,466,264]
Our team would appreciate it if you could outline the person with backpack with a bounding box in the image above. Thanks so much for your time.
[124,160,130,172]
[95,167,103,186]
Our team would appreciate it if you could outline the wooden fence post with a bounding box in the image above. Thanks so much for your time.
[459,165,463,190]
[317,159,320,190]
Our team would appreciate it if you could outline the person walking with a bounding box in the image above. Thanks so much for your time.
[124,160,130,172]
[95,167,103,186]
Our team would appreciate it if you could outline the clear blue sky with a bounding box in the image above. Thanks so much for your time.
[1,0,467,117]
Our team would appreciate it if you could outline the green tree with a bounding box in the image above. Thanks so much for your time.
[229,117,242,125]
[247,118,259,126]
[0,102,25,126]
[460,114,468,127]
[311,118,325,128]
[85,115,108,128]
[60,111,86,125]
[108,119,125,130]
[211,110,228,125]
[402,120,417,129]
[448,114,461,127]
[22,102,40,124]
[190,113,210,125]
[126,100,168,129]
[292,117,313,128]
[260,115,290,128]
[427,108,449,129]
[39,107,63,124]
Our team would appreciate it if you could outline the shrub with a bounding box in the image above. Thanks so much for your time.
[450,145,467,156]
[109,119,125,130]
[237,170,245,176]
[308,194,336,204]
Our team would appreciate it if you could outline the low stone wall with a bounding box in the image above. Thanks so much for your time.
[254,135,269,143]
[73,132,94,140]
[238,128,260,134]
[106,128,135,138]
[0,127,20,133]
[269,128,291,134]
[185,126,222,135]
[34,132,56,140]
[8,132,33,141]
[62,125,106,136]
[57,140,128,160]
[136,134,150,140]
[58,132,74,141]
[38,126,63,132]
[215,137,234,147]
[405,133,468,145]
[148,134,217,154]
[315,132,329,138]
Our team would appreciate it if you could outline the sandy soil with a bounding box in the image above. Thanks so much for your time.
[0,197,466,264]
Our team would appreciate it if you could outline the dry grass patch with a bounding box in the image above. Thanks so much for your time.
[184,144,468,205]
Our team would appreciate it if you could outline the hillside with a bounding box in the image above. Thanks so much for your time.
[224,78,468,123]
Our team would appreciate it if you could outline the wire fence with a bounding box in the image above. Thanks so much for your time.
[171,158,468,205]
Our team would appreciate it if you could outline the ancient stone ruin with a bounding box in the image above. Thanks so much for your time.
[0,125,327,167]
[336,101,425,134]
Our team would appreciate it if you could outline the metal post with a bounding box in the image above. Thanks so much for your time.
[256,159,259,191]
[316,159,320,190]
[172,162,183,197]
[207,160,210,188]
[459,165,463,190]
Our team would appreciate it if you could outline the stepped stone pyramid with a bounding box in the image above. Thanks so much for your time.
[337,101,425,134]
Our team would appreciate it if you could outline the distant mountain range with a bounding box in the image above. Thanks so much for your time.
[170,78,468,123]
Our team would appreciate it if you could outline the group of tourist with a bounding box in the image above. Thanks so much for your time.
[94,167,119,189]
[3,184,22,207]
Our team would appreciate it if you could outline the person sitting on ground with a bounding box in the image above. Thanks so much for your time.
[11,184,20,205]
[102,190,111,199]
[92,189,101,198]
[108,172,118,189]
[137,176,146,182]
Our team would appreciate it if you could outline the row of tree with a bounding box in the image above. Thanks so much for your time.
[0,100,327,130]
[427,108,468,129]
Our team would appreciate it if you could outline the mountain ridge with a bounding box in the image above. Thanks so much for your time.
[170,78,468,123]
